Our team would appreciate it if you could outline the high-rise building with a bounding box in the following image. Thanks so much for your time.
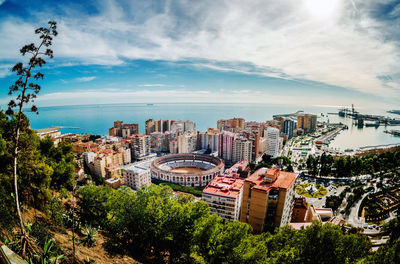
[297,114,317,133]
[109,121,139,138]
[131,134,151,159]
[232,138,252,164]
[283,119,295,139]
[171,120,196,134]
[145,119,175,135]
[199,128,220,152]
[169,138,178,154]
[177,132,197,153]
[265,127,280,158]
[218,131,236,163]
[217,118,245,132]
[240,168,297,233]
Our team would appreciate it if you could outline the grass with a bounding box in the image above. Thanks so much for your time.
[296,183,328,198]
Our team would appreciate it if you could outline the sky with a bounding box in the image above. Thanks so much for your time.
[0,0,400,109]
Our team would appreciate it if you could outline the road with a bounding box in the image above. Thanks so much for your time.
[346,192,370,227]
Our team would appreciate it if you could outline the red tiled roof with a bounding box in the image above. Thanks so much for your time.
[246,168,297,192]
[203,176,244,198]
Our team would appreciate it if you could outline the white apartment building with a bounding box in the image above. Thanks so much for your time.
[265,127,280,158]
[83,151,97,166]
[123,163,152,190]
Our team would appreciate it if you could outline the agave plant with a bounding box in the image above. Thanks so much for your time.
[26,238,64,264]
[82,226,98,247]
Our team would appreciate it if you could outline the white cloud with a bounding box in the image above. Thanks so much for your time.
[138,84,166,87]
[28,88,385,109]
[75,76,96,82]
[0,64,12,78]
[0,0,400,99]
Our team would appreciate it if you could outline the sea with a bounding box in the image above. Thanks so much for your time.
[21,103,400,151]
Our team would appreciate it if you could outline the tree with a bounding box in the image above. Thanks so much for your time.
[6,21,57,255]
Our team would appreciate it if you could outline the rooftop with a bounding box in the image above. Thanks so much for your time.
[203,175,244,198]
[246,168,297,192]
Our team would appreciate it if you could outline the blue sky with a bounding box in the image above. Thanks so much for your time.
[0,0,400,109]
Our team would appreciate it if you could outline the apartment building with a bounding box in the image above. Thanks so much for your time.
[265,127,280,158]
[124,163,152,190]
[177,132,197,153]
[297,114,317,133]
[218,131,236,163]
[131,134,151,160]
[217,118,244,132]
[199,128,220,152]
[170,120,196,134]
[240,168,297,233]
[109,120,139,138]
[145,119,175,135]
[202,162,246,221]
[232,138,252,164]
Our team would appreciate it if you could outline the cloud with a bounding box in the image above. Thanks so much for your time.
[0,64,12,78]
[0,0,400,99]
[25,88,385,109]
[138,84,166,87]
[75,76,96,82]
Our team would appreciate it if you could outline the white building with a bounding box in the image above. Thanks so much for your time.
[123,163,152,190]
[83,151,97,166]
[265,127,280,158]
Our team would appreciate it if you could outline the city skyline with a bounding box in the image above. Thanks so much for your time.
[1,0,400,108]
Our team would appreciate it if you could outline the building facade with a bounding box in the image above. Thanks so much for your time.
[232,138,253,164]
[265,127,280,158]
[202,175,244,221]
[124,164,152,190]
[240,168,297,233]
[218,131,236,163]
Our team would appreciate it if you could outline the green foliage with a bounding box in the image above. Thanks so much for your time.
[306,148,400,178]
[82,226,98,247]
[75,184,373,264]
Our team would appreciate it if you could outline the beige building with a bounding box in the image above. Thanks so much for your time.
[240,168,297,233]
[177,132,197,153]
[217,118,244,132]
[232,138,252,164]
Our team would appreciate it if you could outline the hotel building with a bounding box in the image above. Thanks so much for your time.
[240,168,297,233]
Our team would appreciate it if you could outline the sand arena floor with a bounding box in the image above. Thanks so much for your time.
[170,167,206,173]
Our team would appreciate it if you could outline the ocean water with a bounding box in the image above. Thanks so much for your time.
[23,103,400,151]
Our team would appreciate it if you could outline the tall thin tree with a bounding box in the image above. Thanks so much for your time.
[6,21,57,254]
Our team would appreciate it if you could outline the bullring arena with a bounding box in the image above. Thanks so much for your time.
[150,153,225,187]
